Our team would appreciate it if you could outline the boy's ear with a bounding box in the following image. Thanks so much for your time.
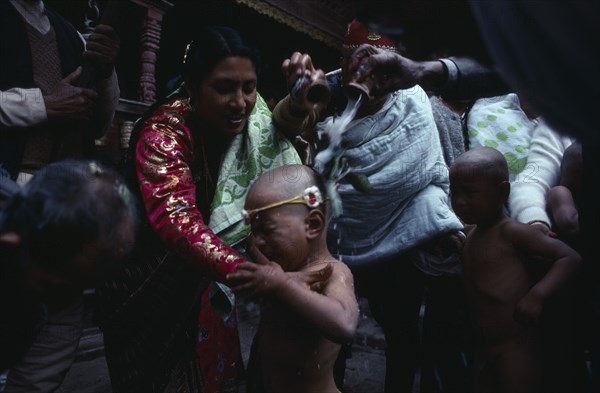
[0,231,21,245]
[305,209,325,240]
[498,180,510,203]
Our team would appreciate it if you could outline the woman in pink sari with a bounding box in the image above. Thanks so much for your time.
[97,26,299,393]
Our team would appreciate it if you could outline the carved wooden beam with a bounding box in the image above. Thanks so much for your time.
[234,0,354,49]
[130,0,174,103]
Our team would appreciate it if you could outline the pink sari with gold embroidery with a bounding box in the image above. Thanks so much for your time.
[99,92,299,393]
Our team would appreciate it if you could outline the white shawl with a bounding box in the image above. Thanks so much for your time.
[328,86,462,268]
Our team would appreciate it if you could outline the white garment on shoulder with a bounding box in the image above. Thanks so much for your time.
[0,88,47,127]
[0,1,49,128]
[329,86,463,268]
[508,119,574,226]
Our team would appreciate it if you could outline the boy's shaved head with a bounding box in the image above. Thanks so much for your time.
[247,164,321,208]
[243,165,329,270]
[451,146,509,183]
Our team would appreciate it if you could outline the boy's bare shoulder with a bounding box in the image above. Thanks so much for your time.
[326,258,350,268]
[321,259,353,276]
[306,259,354,288]
[499,217,538,239]
[326,260,354,288]
[476,216,525,237]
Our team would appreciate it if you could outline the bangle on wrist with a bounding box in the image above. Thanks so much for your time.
[528,220,550,228]
[288,97,309,117]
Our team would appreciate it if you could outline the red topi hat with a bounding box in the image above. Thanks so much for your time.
[342,18,398,55]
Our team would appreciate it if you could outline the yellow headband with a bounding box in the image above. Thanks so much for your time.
[242,186,325,224]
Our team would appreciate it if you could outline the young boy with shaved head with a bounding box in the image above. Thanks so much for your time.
[227,164,359,393]
[449,147,581,392]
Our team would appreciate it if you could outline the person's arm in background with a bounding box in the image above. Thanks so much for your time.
[349,46,508,100]
[438,56,508,100]
[0,26,119,137]
[545,141,582,239]
[0,69,100,130]
[546,185,579,238]
[79,25,120,139]
[509,120,574,233]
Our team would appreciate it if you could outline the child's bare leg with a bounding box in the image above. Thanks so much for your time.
[497,339,540,393]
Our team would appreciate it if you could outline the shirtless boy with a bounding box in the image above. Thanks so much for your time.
[227,164,359,393]
[449,147,581,392]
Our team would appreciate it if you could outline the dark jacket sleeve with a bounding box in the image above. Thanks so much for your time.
[439,56,510,101]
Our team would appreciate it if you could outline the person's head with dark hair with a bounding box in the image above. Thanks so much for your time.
[181,26,261,137]
[449,147,510,225]
[242,164,329,272]
[182,26,261,87]
[0,160,137,302]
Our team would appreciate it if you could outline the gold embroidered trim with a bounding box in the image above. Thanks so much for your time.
[342,43,398,53]
[234,0,341,50]
[367,32,381,41]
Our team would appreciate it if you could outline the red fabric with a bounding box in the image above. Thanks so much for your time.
[343,18,398,52]
[135,97,245,391]
[135,98,244,280]
[197,289,243,393]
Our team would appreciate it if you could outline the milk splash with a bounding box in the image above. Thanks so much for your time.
[312,94,363,217]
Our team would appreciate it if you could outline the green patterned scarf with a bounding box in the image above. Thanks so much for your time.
[208,94,300,247]
[207,94,299,318]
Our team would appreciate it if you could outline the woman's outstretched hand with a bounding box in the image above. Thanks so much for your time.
[226,242,333,300]
[226,243,284,298]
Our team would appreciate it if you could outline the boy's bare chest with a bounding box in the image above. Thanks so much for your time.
[258,303,337,369]
[261,302,321,342]
[463,232,530,303]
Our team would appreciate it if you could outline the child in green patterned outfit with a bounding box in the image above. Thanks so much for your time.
[466,93,536,182]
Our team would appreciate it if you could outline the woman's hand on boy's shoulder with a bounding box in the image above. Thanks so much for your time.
[227,242,288,298]
[288,263,333,293]
[226,260,287,299]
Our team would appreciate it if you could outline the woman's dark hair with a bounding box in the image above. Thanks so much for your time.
[182,26,261,89]
[0,160,137,273]
[124,26,260,210]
